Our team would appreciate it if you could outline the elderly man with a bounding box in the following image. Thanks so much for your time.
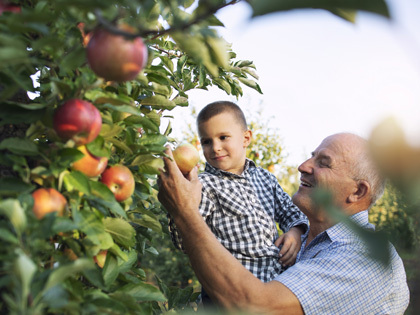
[158,133,409,314]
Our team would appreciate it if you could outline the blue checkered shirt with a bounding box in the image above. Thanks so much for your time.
[275,210,410,314]
[169,159,308,282]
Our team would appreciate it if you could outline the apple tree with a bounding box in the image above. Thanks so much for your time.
[0,0,393,314]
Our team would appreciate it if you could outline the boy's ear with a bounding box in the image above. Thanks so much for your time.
[243,129,252,147]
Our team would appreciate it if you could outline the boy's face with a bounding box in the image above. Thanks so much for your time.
[198,111,251,175]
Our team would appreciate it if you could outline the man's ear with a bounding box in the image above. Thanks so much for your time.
[243,129,252,147]
[348,180,370,204]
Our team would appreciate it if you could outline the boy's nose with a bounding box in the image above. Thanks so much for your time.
[212,141,222,152]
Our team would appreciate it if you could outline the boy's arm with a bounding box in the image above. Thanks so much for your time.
[275,226,304,266]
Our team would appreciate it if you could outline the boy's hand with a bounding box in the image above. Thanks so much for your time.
[274,226,304,267]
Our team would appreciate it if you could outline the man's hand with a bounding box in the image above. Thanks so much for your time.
[274,226,303,267]
[157,146,202,220]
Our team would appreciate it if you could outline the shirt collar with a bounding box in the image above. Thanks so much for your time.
[204,158,257,177]
[325,210,374,242]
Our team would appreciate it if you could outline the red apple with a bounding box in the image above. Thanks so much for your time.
[53,99,102,145]
[173,142,200,174]
[86,25,148,82]
[0,1,21,14]
[100,165,135,202]
[32,188,67,219]
[93,250,107,268]
[71,145,108,177]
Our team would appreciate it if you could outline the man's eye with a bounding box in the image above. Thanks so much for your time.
[319,161,330,168]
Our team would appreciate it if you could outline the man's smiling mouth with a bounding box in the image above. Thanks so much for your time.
[300,178,313,188]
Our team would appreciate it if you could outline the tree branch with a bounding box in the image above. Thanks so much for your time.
[94,0,240,40]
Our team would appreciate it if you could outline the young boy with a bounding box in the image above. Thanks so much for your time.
[168,101,308,303]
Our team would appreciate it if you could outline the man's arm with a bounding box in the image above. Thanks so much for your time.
[158,147,303,314]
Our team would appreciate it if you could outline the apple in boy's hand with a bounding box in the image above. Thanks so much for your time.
[172,142,200,174]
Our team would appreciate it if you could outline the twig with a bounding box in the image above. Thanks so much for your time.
[94,0,240,39]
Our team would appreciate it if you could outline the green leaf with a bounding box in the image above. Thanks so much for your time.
[85,90,133,106]
[172,31,219,77]
[74,210,115,249]
[100,124,124,139]
[52,217,78,234]
[131,155,164,175]
[103,217,136,249]
[117,250,137,273]
[15,250,36,302]
[238,77,263,94]
[140,134,167,146]
[0,199,27,234]
[86,136,110,158]
[56,148,84,167]
[0,178,35,195]
[0,138,39,156]
[59,47,86,75]
[159,56,174,73]
[213,78,232,94]
[124,116,160,132]
[0,228,19,244]
[173,96,189,107]
[89,181,128,219]
[109,243,129,262]
[328,8,357,22]
[118,282,166,302]
[101,103,142,116]
[131,214,162,234]
[103,255,119,287]
[140,95,176,110]
[107,138,133,155]
[206,36,229,69]
[246,0,390,19]
[43,259,95,291]
[63,171,91,195]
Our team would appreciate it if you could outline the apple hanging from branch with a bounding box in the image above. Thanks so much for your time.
[71,145,108,177]
[32,188,67,219]
[93,250,108,268]
[53,99,102,145]
[100,165,135,202]
[86,25,148,82]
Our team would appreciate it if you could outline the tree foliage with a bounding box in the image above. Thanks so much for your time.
[0,0,392,314]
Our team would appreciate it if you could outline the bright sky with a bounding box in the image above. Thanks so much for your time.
[168,0,420,166]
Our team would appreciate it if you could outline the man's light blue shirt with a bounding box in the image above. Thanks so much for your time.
[274,210,410,314]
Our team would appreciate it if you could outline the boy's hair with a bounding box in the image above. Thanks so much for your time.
[196,101,248,131]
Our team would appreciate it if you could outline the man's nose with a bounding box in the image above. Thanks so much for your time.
[298,158,313,174]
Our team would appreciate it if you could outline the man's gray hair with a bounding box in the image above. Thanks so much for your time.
[347,133,386,208]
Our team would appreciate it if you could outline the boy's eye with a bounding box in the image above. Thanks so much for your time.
[201,139,210,145]
[220,136,228,140]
